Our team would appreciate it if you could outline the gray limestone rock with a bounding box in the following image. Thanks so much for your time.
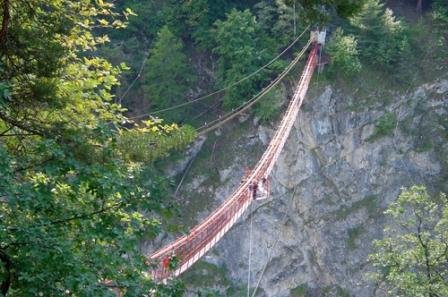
[170,80,447,297]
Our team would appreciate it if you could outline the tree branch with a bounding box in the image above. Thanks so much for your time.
[416,215,439,297]
[0,133,39,137]
[0,0,10,48]
[46,201,125,226]
[7,201,126,232]
[0,126,12,136]
[0,249,12,296]
[0,110,45,137]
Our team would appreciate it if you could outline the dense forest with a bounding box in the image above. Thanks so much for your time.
[0,0,447,296]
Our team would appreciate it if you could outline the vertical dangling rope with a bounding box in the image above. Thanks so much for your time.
[316,37,323,91]
[247,202,254,297]
[293,0,297,38]
[316,47,320,90]
[119,50,150,105]
[251,186,298,297]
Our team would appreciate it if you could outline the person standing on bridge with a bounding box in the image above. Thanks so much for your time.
[251,182,258,200]
[162,257,170,270]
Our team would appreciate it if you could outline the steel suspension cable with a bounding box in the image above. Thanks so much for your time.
[128,26,310,120]
[148,42,320,282]
[196,39,312,135]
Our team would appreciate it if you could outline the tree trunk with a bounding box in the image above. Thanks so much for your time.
[416,0,423,14]
[0,0,10,47]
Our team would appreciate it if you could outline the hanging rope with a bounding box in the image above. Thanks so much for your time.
[251,186,298,297]
[119,50,150,104]
[173,154,197,197]
[127,26,310,120]
[148,41,320,282]
[247,202,254,297]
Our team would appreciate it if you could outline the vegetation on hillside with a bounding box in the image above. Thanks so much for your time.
[143,26,195,122]
[326,0,447,82]
[0,0,446,296]
[325,28,361,76]
[213,9,272,110]
[103,0,367,123]
[370,186,448,296]
[0,1,193,296]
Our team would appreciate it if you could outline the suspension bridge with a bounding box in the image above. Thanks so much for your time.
[146,30,326,282]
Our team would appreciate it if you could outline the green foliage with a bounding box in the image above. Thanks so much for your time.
[432,0,448,53]
[168,255,180,271]
[118,120,196,162]
[182,261,230,289]
[326,28,362,76]
[143,26,196,121]
[255,0,303,47]
[0,140,182,296]
[369,112,396,141]
[182,0,213,48]
[0,1,193,296]
[1,0,131,132]
[213,9,271,110]
[347,225,364,250]
[111,0,172,42]
[433,0,448,29]
[181,0,244,49]
[336,286,351,297]
[290,283,310,297]
[369,186,448,297]
[254,86,285,122]
[196,289,225,297]
[350,0,410,70]
[108,0,364,120]
[283,0,367,24]
[255,1,285,35]
[332,195,380,221]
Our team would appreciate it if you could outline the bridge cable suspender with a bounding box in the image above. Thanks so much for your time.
[148,39,321,282]
[128,26,310,120]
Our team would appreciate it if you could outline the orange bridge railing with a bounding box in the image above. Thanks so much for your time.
[148,40,321,282]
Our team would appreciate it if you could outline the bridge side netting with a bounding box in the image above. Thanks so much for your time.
[149,42,320,281]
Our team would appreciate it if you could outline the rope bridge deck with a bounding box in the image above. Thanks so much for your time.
[148,39,321,282]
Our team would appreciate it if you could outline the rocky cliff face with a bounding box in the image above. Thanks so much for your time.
[172,79,447,297]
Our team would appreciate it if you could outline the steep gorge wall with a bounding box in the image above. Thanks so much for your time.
[165,78,447,297]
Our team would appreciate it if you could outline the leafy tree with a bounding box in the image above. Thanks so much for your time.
[432,0,448,50]
[178,0,250,49]
[254,1,280,33]
[112,0,246,47]
[350,0,410,70]
[213,9,271,110]
[369,186,448,297]
[111,0,179,43]
[181,0,231,50]
[283,0,367,23]
[0,1,194,296]
[119,120,196,162]
[433,0,448,25]
[182,0,212,48]
[254,0,309,48]
[143,26,195,122]
[326,28,362,76]
[254,85,285,122]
